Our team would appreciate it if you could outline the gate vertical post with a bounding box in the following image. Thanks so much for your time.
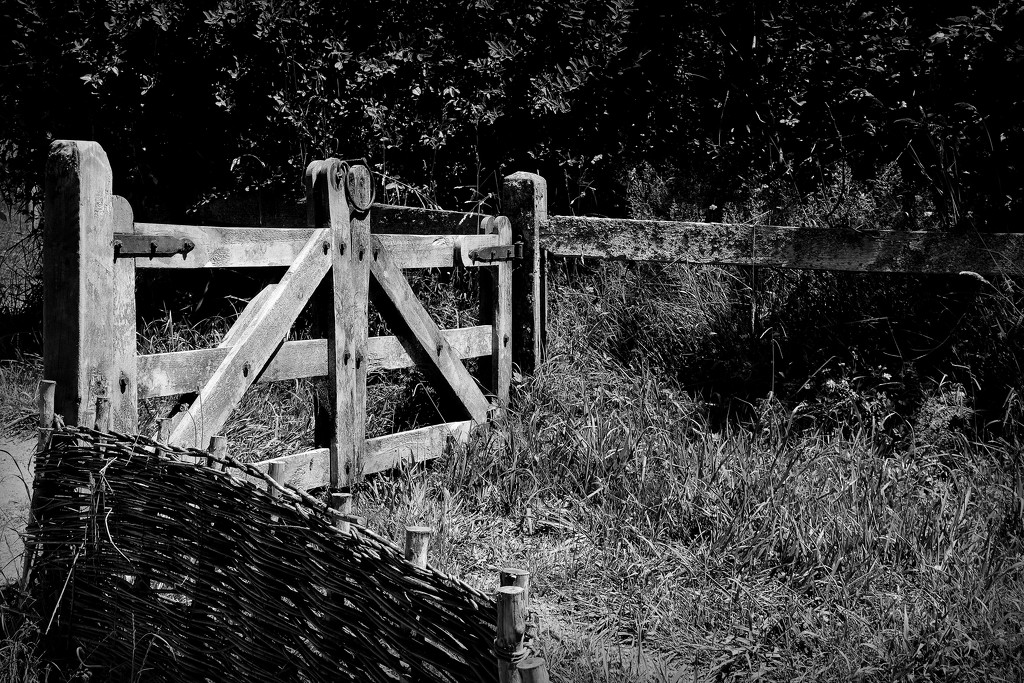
[477,216,513,408]
[307,159,368,491]
[111,196,138,433]
[43,140,115,427]
[501,173,547,375]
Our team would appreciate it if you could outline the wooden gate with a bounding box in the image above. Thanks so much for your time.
[43,140,513,492]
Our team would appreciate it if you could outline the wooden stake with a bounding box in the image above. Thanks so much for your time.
[330,491,353,534]
[501,173,547,375]
[496,585,527,683]
[36,379,55,453]
[516,657,551,683]
[207,435,227,471]
[404,526,432,569]
[94,397,111,433]
[267,461,286,500]
[43,140,115,428]
[158,416,173,443]
[110,195,138,433]
[499,567,530,608]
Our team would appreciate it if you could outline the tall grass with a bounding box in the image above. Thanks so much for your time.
[2,252,1022,681]
[356,261,1024,681]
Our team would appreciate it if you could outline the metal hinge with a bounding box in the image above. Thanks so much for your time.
[113,234,195,260]
[468,242,523,263]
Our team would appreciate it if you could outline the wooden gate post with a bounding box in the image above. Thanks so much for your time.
[43,141,115,428]
[111,195,138,433]
[501,173,547,375]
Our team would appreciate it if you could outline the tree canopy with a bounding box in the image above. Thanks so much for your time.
[1,0,1021,226]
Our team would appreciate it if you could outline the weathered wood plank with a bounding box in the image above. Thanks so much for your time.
[362,420,474,476]
[244,421,474,491]
[136,326,493,398]
[43,140,115,427]
[110,196,138,433]
[346,165,372,490]
[219,285,276,348]
[477,217,513,407]
[369,237,492,423]
[167,227,332,448]
[126,224,500,269]
[502,173,547,374]
[542,216,1024,274]
[194,191,494,235]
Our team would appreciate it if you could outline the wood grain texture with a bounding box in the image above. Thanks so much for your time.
[194,191,494,235]
[43,140,115,427]
[167,227,332,448]
[126,225,501,269]
[502,173,547,375]
[244,421,474,491]
[347,167,372,490]
[136,327,492,398]
[110,196,138,433]
[219,285,276,348]
[542,216,1024,274]
[477,217,513,408]
[369,236,491,423]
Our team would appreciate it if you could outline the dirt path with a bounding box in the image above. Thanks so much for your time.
[0,431,35,584]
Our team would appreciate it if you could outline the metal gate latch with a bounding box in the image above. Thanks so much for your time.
[468,242,523,263]
[114,234,196,260]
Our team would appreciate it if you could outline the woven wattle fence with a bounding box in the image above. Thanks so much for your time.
[26,428,496,682]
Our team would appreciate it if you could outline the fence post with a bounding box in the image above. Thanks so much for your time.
[330,491,353,534]
[501,173,548,375]
[43,140,115,428]
[517,657,551,683]
[111,195,138,433]
[404,526,431,569]
[496,585,527,683]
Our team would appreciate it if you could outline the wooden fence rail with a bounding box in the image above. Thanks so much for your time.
[43,141,1022,483]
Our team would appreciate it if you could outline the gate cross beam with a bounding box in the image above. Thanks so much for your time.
[167,228,332,449]
[368,235,491,424]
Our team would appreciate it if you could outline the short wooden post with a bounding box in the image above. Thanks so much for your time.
[499,567,530,607]
[110,195,138,434]
[267,462,286,500]
[35,379,56,453]
[517,657,551,683]
[330,491,353,534]
[501,173,548,375]
[43,140,115,428]
[404,526,431,569]
[94,397,111,433]
[207,435,227,471]
[267,461,286,524]
[496,585,527,683]
[158,416,173,443]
